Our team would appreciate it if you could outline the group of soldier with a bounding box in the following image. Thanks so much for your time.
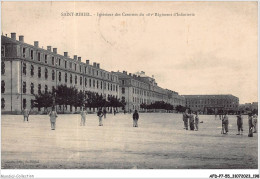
[23,107,257,134]
[22,107,139,130]
[182,109,200,131]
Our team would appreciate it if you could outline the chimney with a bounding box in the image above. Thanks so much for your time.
[86,60,89,65]
[11,33,16,40]
[93,62,97,67]
[97,63,100,69]
[19,35,24,42]
[34,41,39,48]
[78,57,81,62]
[74,55,77,60]
[129,73,132,76]
[64,52,68,57]
[53,48,57,54]
[47,46,52,51]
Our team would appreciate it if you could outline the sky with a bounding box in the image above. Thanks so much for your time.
[1,1,258,104]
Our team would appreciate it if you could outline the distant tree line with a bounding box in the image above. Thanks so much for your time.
[33,85,126,113]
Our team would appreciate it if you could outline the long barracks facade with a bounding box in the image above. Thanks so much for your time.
[1,33,120,113]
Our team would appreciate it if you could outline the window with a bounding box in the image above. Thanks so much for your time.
[38,67,41,78]
[104,82,106,90]
[85,78,87,87]
[45,68,48,79]
[65,61,67,68]
[1,61,5,75]
[37,52,41,61]
[101,81,103,89]
[97,81,99,89]
[23,99,27,109]
[1,98,5,109]
[75,75,77,84]
[107,83,109,90]
[85,67,87,74]
[23,81,26,93]
[65,73,67,83]
[30,50,33,59]
[122,87,125,94]
[1,46,5,57]
[74,64,77,71]
[52,86,55,93]
[23,63,26,75]
[58,59,61,66]
[1,80,5,93]
[70,74,72,84]
[45,54,47,63]
[51,70,55,80]
[80,76,82,85]
[80,65,82,72]
[116,85,118,92]
[69,62,72,69]
[93,80,95,88]
[38,84,41,94]
[97,70,98,76]
[52,57,55,65]
[111,84,113,91]
[58,72,61,82]
[45,85,48,93]
[30,83,34,94]
[22,48,26,58]
[122,80,125,85]
[30,65,34,76]
[89,79,91,87]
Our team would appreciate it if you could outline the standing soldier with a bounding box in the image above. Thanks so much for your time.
[97,108,104,126]
[23,108,30,122]
[248,113,254,137]
[133,110,139,127]
[183,109,189,130]
[80,107,87,126]
[189,111,195,131]
[103,108,107,119]
[195,112,199,131]
[223,113,229,134]
[252,113,258,133]
[236,113,243,135]
[48,107,58,130]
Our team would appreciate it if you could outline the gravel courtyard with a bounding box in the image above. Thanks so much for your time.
[1,113,258,169]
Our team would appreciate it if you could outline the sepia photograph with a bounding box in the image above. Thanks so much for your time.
[1,1,259,178]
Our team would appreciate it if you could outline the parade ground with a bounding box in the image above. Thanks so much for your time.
[1,113,258,169]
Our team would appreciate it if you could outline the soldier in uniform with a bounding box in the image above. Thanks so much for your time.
[252,113,258,133]
[23,108,30,122]
[183,109,189,130]
[236,113,243,135]
[133,110,139,127]
[80,107,87,126]
[194,112,199,131]
[48,107,58,130]
[97,108,104,126]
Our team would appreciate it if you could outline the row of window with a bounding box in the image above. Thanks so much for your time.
[187,105,238,108]
[19,48,118,81]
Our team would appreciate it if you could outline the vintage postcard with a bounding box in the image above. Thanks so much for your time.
[1,1,259,178]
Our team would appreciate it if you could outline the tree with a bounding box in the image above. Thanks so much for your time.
[34,92,53,113]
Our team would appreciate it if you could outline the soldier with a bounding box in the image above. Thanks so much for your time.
[252,113,257,133]
[189,111,195,131]
[23,108,30,122]
[97,108,104,126]
[236,113,243,135]
[80,107,87,126]
[103,108,107,119]
[223,113,229,134]
[248,113,254,137]
[183,109,189,130]
[195,112,199,131]
[133,110,139,127]
[48,107,58,130]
